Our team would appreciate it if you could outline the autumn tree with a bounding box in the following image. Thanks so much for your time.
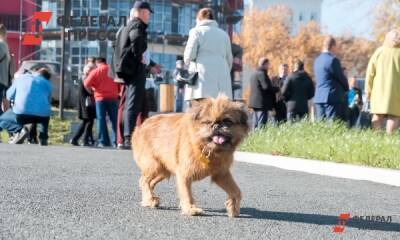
[373,0,400,42]
[236,5,378,78]
[336,36,378,77]
[236,6,292,75]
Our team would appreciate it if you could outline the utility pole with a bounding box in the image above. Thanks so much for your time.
[59,0,67,120]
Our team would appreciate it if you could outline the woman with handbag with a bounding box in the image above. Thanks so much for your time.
[70,58,96,146]
[183,8,233,102]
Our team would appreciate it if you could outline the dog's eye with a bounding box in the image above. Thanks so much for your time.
[201,120,212,125]
[222,119,234,125]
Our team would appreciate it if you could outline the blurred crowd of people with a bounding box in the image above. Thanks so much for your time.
[1,1,400,148]
[247,30,400,135]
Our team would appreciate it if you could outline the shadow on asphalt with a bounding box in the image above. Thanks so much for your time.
[151,207,400,232]
[230,208,400,232]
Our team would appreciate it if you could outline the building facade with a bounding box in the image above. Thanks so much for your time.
[38,0,243,80]
[247,0,323,33]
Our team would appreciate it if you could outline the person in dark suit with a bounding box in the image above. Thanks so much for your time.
[271,63,289,123]
[313,36,349,121]
[282,60,315,122]
[248,58,280,129]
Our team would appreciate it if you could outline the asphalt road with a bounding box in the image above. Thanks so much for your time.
[1,144,399,240]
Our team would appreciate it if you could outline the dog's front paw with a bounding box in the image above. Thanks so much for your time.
[181,205,204,216]
[141,196,160,208]
[225,199,240,217]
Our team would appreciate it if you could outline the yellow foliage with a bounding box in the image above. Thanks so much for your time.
[238,6,377,77]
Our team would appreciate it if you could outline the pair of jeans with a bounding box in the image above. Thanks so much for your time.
[95,100,118,146]
[71,118,94,144]
[175,88,184,112]
[123,72,146,138]
[252,110,268,129]
[315,103,346,121]
[16,114,50,141]
[0,109,23,133]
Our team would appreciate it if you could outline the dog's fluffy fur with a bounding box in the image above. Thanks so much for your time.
[132,95,249,217]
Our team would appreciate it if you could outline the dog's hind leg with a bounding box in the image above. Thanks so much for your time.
[140,174,161,208]
[212,171,241,218]
[150,171,169,190]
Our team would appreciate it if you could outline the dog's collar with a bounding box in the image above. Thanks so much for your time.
[199,146,211,166]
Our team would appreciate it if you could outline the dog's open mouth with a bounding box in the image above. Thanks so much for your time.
[210,135,231,145]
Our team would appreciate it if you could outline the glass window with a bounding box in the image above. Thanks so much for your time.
[73,0,81,8]
[72,48,80,55]
[72,9,80,16]
[81,47,88,55]
[72,57,80,64]
[88,47,98,56]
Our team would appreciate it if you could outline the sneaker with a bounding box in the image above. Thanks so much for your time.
[70,139,79,146]
[123,138,131,150]
[97,143,105,148]
[10,127,29,144]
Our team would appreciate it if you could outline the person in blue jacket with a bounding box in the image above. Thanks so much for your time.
[0,66,52,145]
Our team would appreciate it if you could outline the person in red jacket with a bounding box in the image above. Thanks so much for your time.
[84,57,119,147]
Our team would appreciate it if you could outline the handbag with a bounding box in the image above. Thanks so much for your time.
[176,62,199,86]
[359,101,371,129]
[176,69,198,86]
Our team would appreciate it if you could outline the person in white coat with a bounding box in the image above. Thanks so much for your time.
[184,8,233,101]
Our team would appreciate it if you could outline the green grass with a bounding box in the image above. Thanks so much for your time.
[239,121,400,169]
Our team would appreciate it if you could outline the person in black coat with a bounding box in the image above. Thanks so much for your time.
[282,60,315,122]
[70,60,96,146]
[271,63,289,123]
[248,58,280,129]
[113,1,153,148]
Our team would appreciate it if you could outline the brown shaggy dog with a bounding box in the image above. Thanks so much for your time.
[131,95,249,217]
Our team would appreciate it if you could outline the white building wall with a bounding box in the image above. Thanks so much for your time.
[248,0,323,32]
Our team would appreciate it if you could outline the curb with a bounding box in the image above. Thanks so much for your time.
[234,151,400,187]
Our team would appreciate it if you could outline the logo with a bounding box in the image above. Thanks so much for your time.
[332,213,350,233]
[22,12,126,45]
[22,12,52,46]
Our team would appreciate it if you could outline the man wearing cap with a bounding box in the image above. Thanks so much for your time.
[113,1,152,149]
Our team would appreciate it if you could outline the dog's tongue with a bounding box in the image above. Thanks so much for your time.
[212,135,226,145]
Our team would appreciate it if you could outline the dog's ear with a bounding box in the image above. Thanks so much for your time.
[230,101,249,126]
[189,98,210,121]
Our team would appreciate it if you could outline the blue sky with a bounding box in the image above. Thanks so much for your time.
[244,0,380,39]
[321,0,380,39]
